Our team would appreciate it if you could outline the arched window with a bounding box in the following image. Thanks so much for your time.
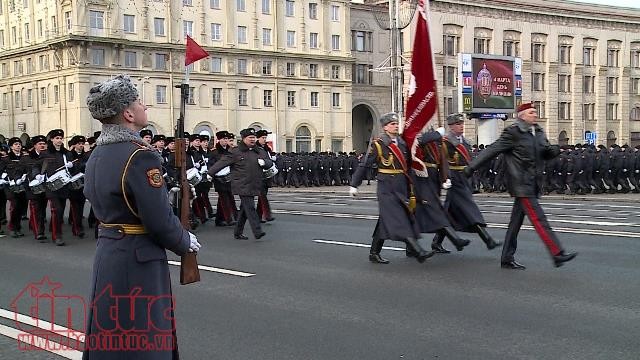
[558,130,568,146]
[607,131,617,147]
[631,106,640,121]
[193,124,213,137]
[144,124,157,135]
[295,126,311,153]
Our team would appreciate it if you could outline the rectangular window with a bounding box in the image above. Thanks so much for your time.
[331,65,340,80]
[24,23,30,42]
[532,43,545,63]
[187,87,195,104]
[123,14,135,33]
[309,3,318,19]
[53,85,59,103]
[263,90,273,107]
[154,18,165,36]
[332,93,340,107]
[2,93,7,109]
[183,20,193,38]
[287,91,296,107]
[155,53,167,70]
[443,97,454,115]
[607,77,619,94]
[532,73,545,91]
[89,11,104,33]
[607,49,619,67]
[310,92,319,107]
[237,26,247,43]
[237,59,247,74]
[443,66,457,86]
[156,85,167,103]
[331,5,339,21]
[583,47,595,66]
[210,57,222,73]
[40,87,47,104]
[212,88,222,105]
[262,28,272,46]
[51,16,57,34]
[332,35,340,51]
[533,101,546,118]
[65,11,72,32]
[632,51,640,68]
[183,0,192,6]
[558,74,571,93]
[559,45,572,64]
[13,60,22,76]
[285,0,294,16]
[0,30,3,47]
[91,48,105,65]
[583,75,595,93]
[352,31,372,52]
[558,102,571,120]
[237,0,246,11]
[25,58,32,74]
[287,30,296,47]
[211,23,221,41]
[37,20,42,37]
[262,0,270,14]
[286,62,296,77]
[14,91,20,108]
[210,0,220,9]
[583,103,595,121]
[124,51,137,68]
[309,63,318,78]
[309,33,319,49]
[503,40,519,57]
[354,64,366,84]
[474,38,490,54]
[27,89,33,107]
[11,26,16,44]
[262,60,272,75]
[68,83,74,102]
[631,78,640,95]
[238,89,248,106]
[331,139,343,152]
[606,103,619,120]
[443,35,460,56]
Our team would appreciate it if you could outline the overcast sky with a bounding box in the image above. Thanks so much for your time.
[567,0,640,8]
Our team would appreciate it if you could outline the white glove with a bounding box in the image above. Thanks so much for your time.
[36,174,45,182]
[207,174,213,181]
[65,162,74,168]
[191,186,197,197]
[436,127,446,136]
[188,232,201,252]
[16,178,24,185]
[1,172,6,179]
[349,186,359,197]
[442,178,452,189]
[258,159,266,167]
[21,174,27,181]
[169,186,180,194]
[194,162,201,169]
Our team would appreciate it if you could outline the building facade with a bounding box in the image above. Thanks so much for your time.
[0,0,354,152]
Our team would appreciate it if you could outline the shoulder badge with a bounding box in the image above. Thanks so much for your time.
[146,168,164,188]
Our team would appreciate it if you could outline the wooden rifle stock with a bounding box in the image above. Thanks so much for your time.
[175,139,200,285]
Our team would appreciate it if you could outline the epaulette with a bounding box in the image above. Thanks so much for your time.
[131,141,150,150]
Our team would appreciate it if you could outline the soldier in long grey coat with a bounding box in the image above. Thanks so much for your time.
[350,112,434,264]
[83,75,201,360]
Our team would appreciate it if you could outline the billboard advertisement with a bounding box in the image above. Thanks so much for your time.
[459,54,522,114]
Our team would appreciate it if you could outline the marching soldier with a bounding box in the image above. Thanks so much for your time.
[41,129,71,246]
[256,129,275,223]
[441,113,501,250]
[68,135,88,238]
[22,135,48,241]
[349,112,434,264]
[139,128,153,144]
[198,133,216,219]
[210,131,238,226]
[83,74,200,359]
[4,137,28,238]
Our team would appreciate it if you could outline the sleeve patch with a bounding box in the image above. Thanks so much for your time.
[146,168,164,188]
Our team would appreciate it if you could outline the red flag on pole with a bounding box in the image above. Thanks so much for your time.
[185,35,209,66]
[403,0,438,176]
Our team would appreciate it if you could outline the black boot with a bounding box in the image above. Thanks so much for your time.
[475,225,502,250]
[442,227,471,251]
[430,231,450,254]
[553,251,578,267]
[405,237,435,263]
[369,238,389,264]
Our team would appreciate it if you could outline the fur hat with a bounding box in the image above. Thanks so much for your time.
[446,113,465,125]
[256,130,271,138]
[151,135,166,144]
[140,129,153,138]
[7,137,22,147]
[47,129,64,139]
[69,135,86,146]
[216,131,229,140]
[379,112,399,127]
[240,128,256,138]
[30,135,47,145]
[86,75,139,121]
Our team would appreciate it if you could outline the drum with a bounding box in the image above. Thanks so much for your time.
[29,178,47,195]
[214,166,231,183]
[263,164,279,179]
[69,172,85,190]
[46,169,71,191]
[8,180,26,193]
[186,167,202,186]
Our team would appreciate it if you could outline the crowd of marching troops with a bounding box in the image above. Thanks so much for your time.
[0,126,278,245]
[469,143,640,195]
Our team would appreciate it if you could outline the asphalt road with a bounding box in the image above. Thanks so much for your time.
[0,187,639,359]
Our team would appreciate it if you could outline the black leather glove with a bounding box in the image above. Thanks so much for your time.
[463,166,474,178]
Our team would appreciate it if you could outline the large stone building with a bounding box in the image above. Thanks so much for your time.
[2,0,640,149]
[0,0,354,152]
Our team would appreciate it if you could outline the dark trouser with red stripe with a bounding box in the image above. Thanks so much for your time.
[68,189,85,236]
[216,191,237,225]
[256,188,272,221]
[503,197,564,263]
[192,197,207,223]
[29,195,47,238]
[48,195,67,241]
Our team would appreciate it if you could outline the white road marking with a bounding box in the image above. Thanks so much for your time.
[167,261,255,277]
[313,239,404,251]
[0,323,83,359]
[0,308,85,339]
